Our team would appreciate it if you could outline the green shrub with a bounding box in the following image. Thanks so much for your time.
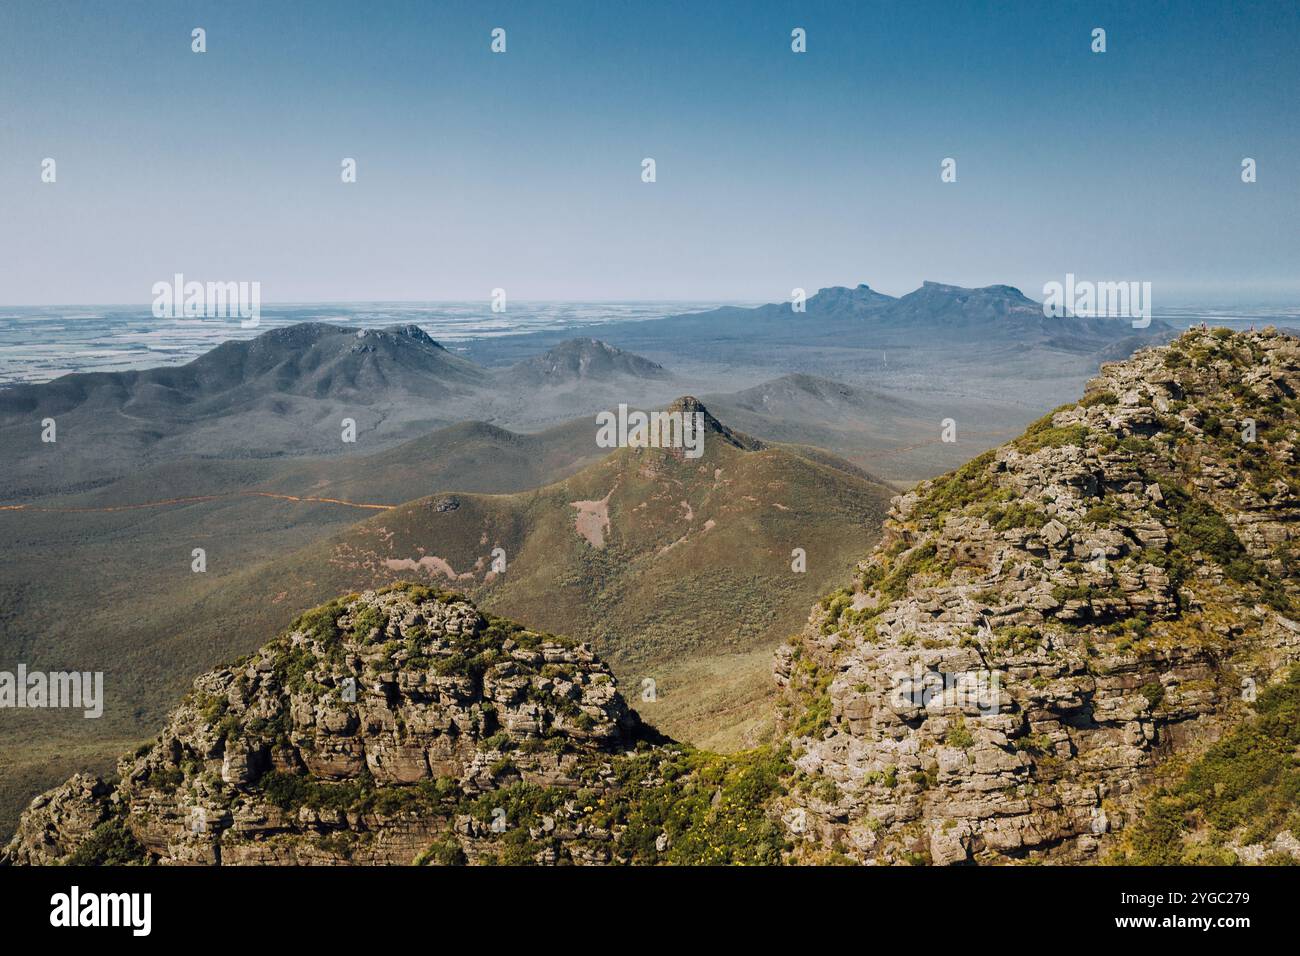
[945,719,975,749]
[65,819,149,866]
[1119,664,1300,863]
[1083,503,1119,525]
[1160,482,1291,611]
[1013,409,1090,453]
[1140,682,1165,710]
[916,451,1000,518]
[1080,391,1119,407]
[416,839,467,866]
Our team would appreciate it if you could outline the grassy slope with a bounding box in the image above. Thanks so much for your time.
[0,419,890,836]
[0,418,605,837]
[200,435,894,752]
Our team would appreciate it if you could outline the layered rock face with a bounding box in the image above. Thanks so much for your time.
[778,328,1300,864]
[3,585,649,865]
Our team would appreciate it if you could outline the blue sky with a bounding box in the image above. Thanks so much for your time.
[1,0,1297,304]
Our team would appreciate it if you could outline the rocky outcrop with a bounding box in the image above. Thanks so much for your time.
[3,584,656,865]
[777,328,1300,864]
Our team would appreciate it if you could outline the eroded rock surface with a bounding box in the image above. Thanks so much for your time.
[777,328,1300,864]
[4,585,652,865]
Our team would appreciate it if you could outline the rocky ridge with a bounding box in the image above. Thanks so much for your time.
[776,327,1300,864]
[2,584,671,865]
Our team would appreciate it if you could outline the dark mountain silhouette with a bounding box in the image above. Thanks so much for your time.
[650,283,895,332]
[872,281,1174,350]
[556,280,1166,346]
[460,281,1170,378]
[686,280,1179,355]
[801,282,897,316]
[878,281,1041,325]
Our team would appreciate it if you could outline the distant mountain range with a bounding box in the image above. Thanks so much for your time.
[660,280,1173,348]
[457,282,1177,460]
[1,279,1179,499]
[0,328,679,498]
[671,282,895,326]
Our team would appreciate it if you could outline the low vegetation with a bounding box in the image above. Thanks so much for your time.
[1117,665,1300,864]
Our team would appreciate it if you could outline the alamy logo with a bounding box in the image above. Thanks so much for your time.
[1042,273,1152,328]
[595,404,704,459]
[50,886,151,936]
[151,273,261,328]
[0,665,103,718]
[889,666,1003,717]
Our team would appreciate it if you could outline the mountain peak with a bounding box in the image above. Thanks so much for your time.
[667,394,708,414]
[375,323,445,348]
[176,319,489,409]
[508,338,667,384]
[917,280,1029,299]
[806,283,896,314]
[665,395,765,451]
[980,283,1027,297]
